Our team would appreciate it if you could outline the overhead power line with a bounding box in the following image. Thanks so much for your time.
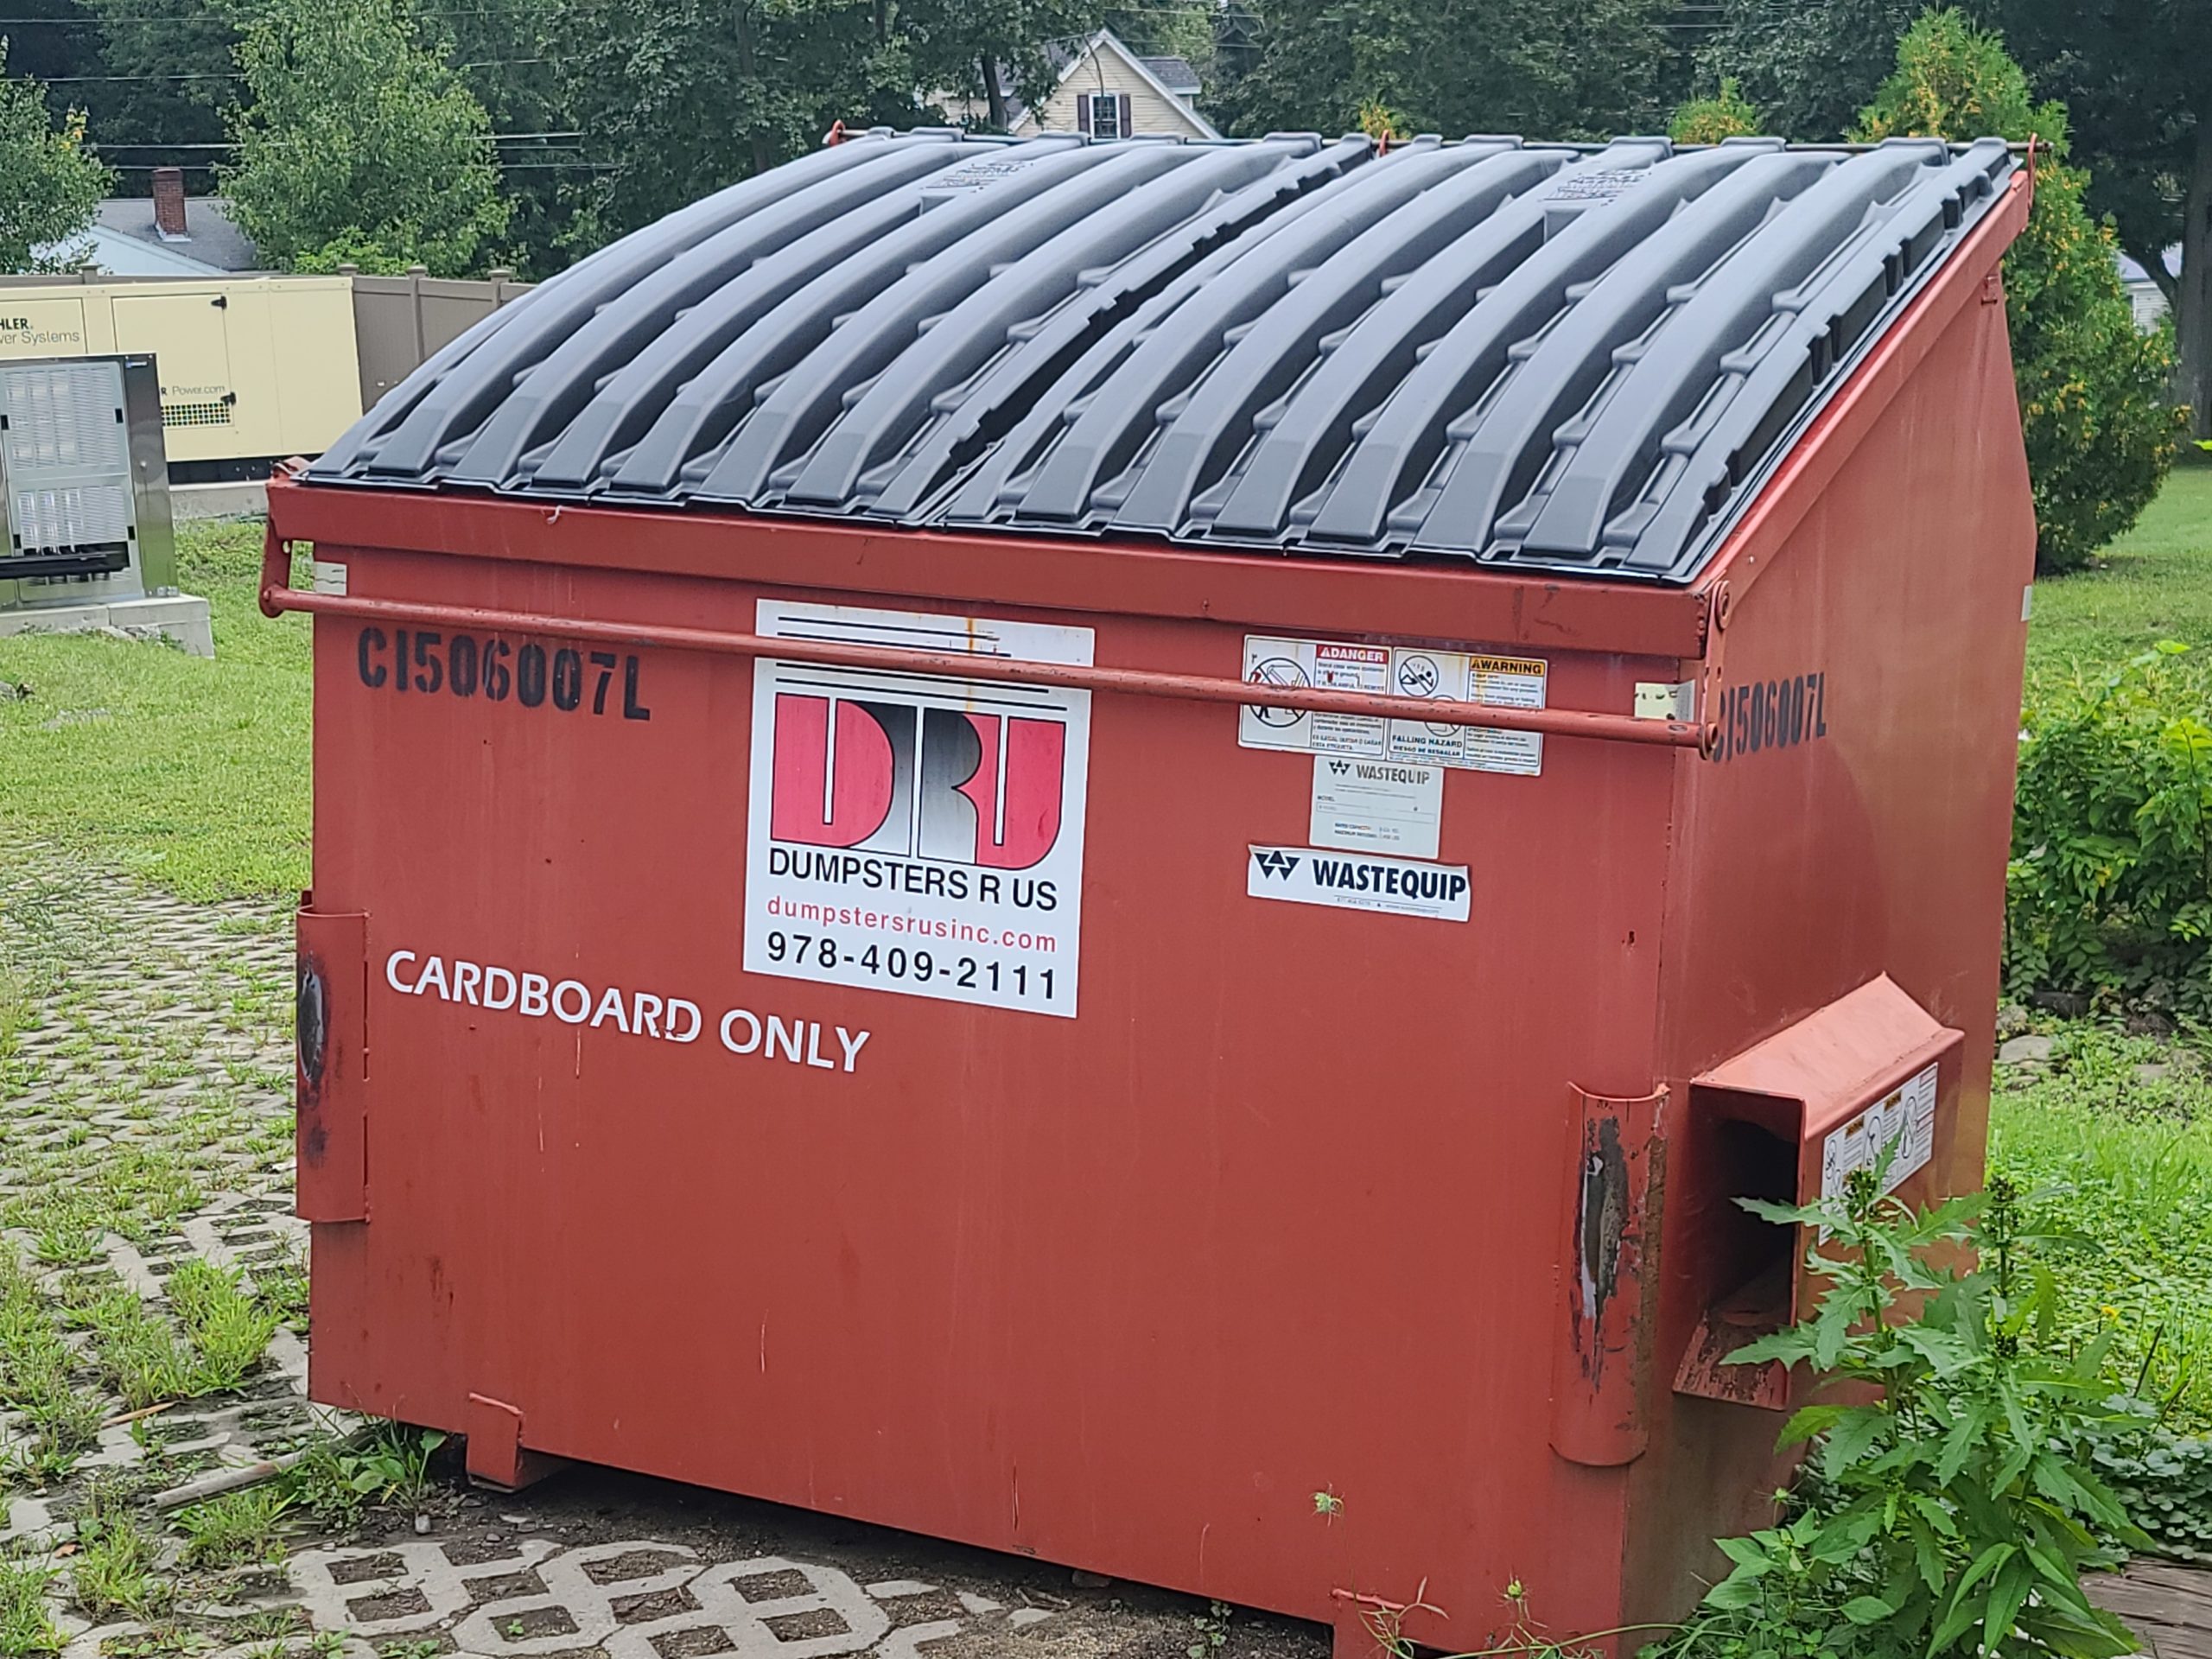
[19,55,562,80]
[92,131,585,146]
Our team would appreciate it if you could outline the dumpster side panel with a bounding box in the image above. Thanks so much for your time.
[301,543,1685,1640]
[1624,264,2035,1622]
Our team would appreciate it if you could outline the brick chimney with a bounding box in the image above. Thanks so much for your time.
[151,167,188,238]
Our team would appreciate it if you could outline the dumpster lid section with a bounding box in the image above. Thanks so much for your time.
[309,130,2015,586]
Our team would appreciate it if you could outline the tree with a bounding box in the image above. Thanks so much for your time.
[897,0,1115,134]
[220,0,509,275]
[549,0,920,247]
[429,0,582,276]
[1218,0,1674,142]
[1669,75,1759,143]
[1974,0,2212,435]
[82,0,239,193]
[0,41,111,274]
[1856,11,2180,571]
[1697,0,1927,140]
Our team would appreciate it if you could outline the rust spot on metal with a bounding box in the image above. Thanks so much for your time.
[1575,1115,1630,1381]
[296,952,328,1092]
[296,950,330,1166]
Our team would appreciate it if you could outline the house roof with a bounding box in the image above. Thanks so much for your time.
[1136,54,1200,95]
[92,197,260,274]
[2115,244,2180,286]
[309,130,2019,586]
[1011,30,1218,139]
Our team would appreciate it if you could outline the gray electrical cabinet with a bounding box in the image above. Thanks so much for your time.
[0,353,175,609]
[0,353,206,654]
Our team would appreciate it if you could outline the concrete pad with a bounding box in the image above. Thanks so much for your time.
[171,478,269,521]
[0,592,215,658]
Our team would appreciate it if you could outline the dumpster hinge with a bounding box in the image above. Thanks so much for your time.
[296,901,369,1224]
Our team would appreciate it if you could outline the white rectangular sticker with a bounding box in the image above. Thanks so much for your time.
[1821,1062,1939,1204]
[1310,756,1442,859]
[1241,636,1547,775]
[745,601,1090,1019]
[1247,845,1469,922]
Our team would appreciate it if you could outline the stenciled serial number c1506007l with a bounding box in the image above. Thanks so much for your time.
[354,625,652,721]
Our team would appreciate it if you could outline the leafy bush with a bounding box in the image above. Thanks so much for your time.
[2007,643,2212,1017]
[1852,11,2182,573]
[2088,1417,2212,1561]
[1656,1172,2148,1659]
[1669,77,1762,142]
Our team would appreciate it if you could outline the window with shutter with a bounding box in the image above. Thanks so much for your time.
[1086,92,1122,138]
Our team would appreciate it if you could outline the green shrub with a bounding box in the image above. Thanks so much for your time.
[2088,1418,2212,1561]
[2006,643,2212,1017]
[1669,76,1762,142]
[1655,1173,2147,1659]
[1852,11,2182,573]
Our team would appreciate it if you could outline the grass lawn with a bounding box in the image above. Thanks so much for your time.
[2025,460,2212,702]
[1990,1030,2212,1431]
[0,523,311,900]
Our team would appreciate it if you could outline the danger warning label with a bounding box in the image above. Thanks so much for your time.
[745,602,1091,1018]
[1239,635,1548,775]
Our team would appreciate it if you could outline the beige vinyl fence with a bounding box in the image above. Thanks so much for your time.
[346,265,533,412]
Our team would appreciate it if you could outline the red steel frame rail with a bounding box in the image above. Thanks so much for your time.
[259,529,1707,751]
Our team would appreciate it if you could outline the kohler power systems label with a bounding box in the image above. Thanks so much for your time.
[744,602,1091,1018]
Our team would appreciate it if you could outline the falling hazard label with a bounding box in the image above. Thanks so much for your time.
[1240,636,1548,775]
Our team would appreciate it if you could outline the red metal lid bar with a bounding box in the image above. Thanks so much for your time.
[258,529,1704,750]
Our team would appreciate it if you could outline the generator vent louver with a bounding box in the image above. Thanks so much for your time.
[307,129,2015,587]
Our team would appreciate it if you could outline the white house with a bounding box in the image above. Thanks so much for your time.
[945,31,1217,141]
[30,169,261,276]
[2115,245,2180,332]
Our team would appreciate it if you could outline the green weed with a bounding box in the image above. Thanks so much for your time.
[283,1425,446,1530]
[175,1485,292,1568]
[166,1262,278,1389]
[76,1284,194,1409]
[1661,1173,2144,1659]
[0,1258,105,1484]
[69,1501,173,1622]
[0,1558,61,1654]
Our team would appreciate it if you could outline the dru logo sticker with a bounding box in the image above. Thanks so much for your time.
[768,697,1066,868]
[745,603,1091,1018]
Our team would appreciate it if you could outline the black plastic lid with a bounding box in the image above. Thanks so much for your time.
[309,127,2013,585]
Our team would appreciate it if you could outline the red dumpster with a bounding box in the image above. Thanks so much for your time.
[269,129,2035,1654]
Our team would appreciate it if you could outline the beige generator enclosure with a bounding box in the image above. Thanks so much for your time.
[0,277,361,471]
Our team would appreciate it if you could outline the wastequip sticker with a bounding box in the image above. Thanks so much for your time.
[1240,636,1548,776]
[745,602,1090,1019]
[1309,756,1442,859]
[1247,845,1471,923]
